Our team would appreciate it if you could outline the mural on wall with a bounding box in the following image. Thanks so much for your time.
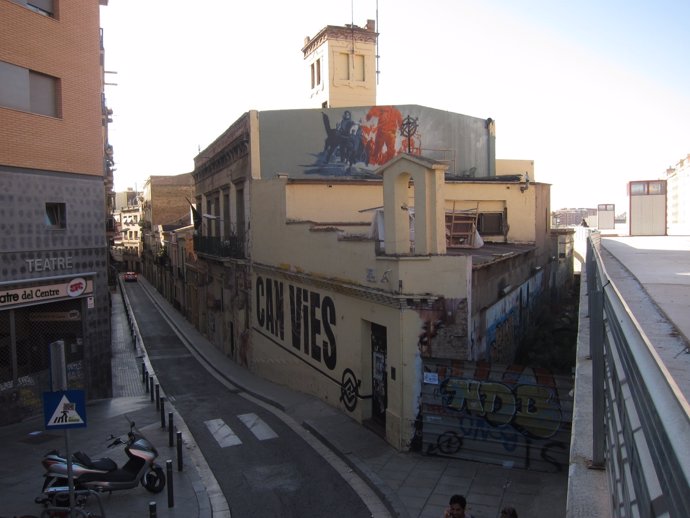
[253,274,371,413]
[317,106,415,175]
[420,359,572,472]
[258,105,491,180]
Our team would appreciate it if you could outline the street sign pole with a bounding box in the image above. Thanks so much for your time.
[50,340,75,518]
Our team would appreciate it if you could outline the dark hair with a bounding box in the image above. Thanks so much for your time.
[501,507,518,518]
[449,494,467,508]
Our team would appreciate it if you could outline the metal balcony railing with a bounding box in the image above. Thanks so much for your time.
[586,233,690,517]
[194,234,246,259]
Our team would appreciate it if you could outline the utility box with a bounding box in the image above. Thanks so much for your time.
[597,203,615,230]
[628,180,667,236]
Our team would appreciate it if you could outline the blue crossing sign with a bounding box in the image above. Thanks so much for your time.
[43,390,87,429]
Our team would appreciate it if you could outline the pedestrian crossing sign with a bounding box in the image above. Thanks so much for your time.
[43,390,87,430]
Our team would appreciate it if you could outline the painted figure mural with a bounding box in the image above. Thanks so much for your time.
[258,104,492,180]
[316,106,419,175]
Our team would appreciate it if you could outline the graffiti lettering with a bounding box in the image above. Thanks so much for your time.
[256,276,337,370]
[458,414,519,452]
[255,277,285,340]
[440,378,561,439]
[288,286,337,369]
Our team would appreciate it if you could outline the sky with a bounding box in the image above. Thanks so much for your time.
[100,0,690,212]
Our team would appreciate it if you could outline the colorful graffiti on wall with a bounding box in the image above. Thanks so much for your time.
[420,360,572,472]
[310,106,421,176]
[259,104,491,180]
[481,271,545,362]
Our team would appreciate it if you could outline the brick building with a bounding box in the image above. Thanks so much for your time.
[140,174,194,295]
[0,0,113,424]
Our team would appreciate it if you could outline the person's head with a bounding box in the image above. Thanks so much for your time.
[501,507,518,518]
[448,494,467,517]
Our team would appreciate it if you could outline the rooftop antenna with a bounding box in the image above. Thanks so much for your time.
[376,0,380,84]
[351,0,355,63]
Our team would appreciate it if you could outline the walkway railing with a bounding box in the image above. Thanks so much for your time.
[586,232,690,517]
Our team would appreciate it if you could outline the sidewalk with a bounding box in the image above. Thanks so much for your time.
[0,286,209,518]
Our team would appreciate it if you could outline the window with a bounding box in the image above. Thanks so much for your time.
[336,53,349,80]
[629,181,666,196]
[648,181,665,195]
[336,52,365,81]
[11,0,55,17]
[629,182,646,195]
[0,60,59,117]
[310,59,322,88]
[353,54,365,81]
[478,212,505,235]
[45,202,66,229]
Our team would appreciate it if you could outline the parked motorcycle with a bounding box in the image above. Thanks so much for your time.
[36,417,165,505]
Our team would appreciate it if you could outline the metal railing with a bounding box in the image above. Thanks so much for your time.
[586,232,690,517]
[194,234,245,259]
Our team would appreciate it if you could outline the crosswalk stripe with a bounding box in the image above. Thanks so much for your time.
[204,418,242,448]
[237,413,278,441]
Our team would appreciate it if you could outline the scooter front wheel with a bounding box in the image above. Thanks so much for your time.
[141,466,166,493]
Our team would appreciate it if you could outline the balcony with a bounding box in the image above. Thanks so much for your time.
[194,234,246,260]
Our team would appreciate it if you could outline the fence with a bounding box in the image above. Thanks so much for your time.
[586,232,690,517]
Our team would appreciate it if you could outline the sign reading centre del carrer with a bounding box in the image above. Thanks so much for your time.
[0,277,93,310]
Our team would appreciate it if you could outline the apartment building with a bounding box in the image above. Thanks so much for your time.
[112,189,143,273]
[0,0,112,424]
[139,174,194,301]
[665,154,690,235]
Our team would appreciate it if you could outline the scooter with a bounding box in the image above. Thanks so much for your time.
[37,417,165,506]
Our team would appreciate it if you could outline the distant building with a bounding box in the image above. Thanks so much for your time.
[628,179,667,236]
[140,174,195,296]
[112,190,143,273]
[665,154,690,235]
[0,0,113,424]
[552,208,597,228]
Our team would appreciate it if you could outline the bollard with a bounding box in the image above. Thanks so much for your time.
[144,370,149,392]
[160,397,166,428]
[176,431,183,471]
[149,377,154,402]
[166,459,174,508]
[168,412,174,447]
[155,384,160,410]
[148,501,157,517]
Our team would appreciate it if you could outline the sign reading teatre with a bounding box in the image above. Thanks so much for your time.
[0,277,93,309]
[25,256,74,273]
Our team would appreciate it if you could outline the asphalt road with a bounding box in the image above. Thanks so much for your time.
[124,282,372,517]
